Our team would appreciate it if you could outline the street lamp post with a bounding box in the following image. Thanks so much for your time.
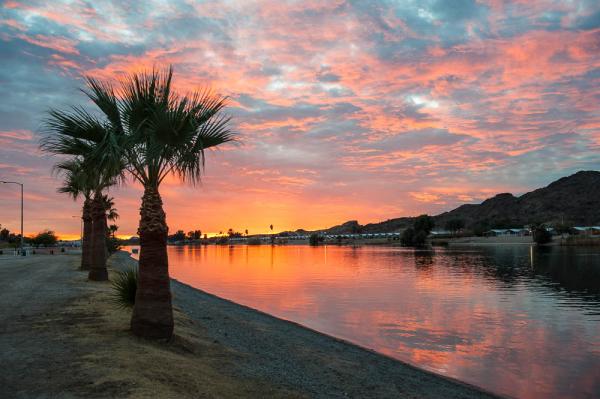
[1,181,24,256]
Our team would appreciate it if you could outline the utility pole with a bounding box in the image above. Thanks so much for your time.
[1,181,24,256]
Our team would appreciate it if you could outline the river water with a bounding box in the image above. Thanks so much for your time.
[125,244,600,398]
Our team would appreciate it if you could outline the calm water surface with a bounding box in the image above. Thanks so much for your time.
[127,244,600,398]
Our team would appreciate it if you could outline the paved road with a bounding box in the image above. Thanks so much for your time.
[0,255,83,326]
[0,255,93,398]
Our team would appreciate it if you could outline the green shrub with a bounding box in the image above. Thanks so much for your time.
[400,228,415,246]
[247,237,262,245]
[29,230,58,247]
[111,268,138,308]
[309,233,323,246]
[414,215,434,234]
[413,230,428,247]
[445,219,465,235]
[533,226,552,245]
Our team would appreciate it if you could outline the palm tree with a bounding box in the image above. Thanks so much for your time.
[109,224,119,239]
[89,191,110,280]
[42,117,123,281]
[55,158,93,271]
[74,67,233,339]
[100,196,119,258]
[103,196,119,223]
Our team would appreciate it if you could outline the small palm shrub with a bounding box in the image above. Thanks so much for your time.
[111,268,138,308]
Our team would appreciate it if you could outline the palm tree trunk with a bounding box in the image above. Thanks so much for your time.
[88,194,108,281]
[81,198,93,270]
[103,214,109,260]
[131,187,173,339]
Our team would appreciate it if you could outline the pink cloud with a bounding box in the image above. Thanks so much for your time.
[17,33,79,55]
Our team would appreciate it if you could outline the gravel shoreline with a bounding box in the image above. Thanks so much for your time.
[116,251,501,399]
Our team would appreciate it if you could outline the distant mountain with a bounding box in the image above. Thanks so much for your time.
[320,171,600,234]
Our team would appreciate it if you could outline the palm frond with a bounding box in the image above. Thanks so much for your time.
[82,77,123,134]
[53,158,92,200]
[42,65,235,193]
[41,107,106,151]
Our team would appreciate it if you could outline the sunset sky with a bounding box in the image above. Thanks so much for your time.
[0,0,599,239]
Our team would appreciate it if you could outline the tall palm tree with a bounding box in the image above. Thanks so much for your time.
[53,67,233,339]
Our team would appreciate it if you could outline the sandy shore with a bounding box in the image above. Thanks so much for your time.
[0,252,501,398]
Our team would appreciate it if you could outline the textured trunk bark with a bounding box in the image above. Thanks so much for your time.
[88,194,108,281]
[81,198,93,271]
[131,187,173,339]
[103,214,109,260]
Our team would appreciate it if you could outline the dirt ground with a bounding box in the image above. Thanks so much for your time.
[0,254,301,398]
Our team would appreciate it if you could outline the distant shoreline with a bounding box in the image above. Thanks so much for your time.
[161,234,599,248]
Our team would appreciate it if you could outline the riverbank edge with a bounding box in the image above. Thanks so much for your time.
[116,251,505,398]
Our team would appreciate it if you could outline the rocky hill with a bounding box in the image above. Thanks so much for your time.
[320,171,600,234]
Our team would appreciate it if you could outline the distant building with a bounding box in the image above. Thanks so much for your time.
[430,229,452,236]
[484,228,530,237]
[572,226,600,235]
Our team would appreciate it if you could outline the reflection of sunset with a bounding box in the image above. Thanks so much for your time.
[121,244,600,399]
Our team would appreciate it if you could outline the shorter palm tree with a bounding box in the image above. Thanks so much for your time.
[109,224,119,239]
[89,191,110,280]
[100,196,119,255]
[42,114,123,280]
[103,196,119,222]
[55,159,93,271]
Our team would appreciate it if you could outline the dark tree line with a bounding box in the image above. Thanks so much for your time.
[1,225,59,247]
